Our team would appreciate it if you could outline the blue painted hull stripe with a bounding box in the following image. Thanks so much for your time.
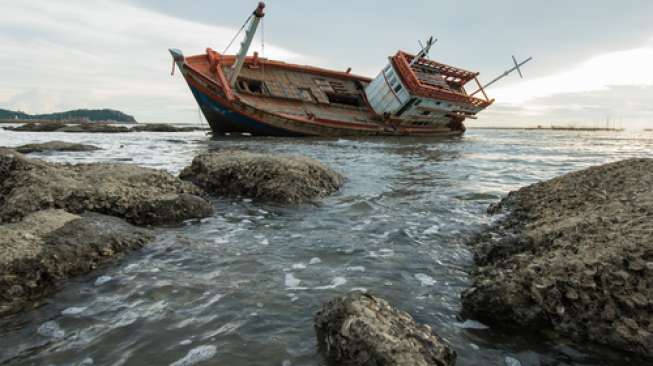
[189,85,304,136]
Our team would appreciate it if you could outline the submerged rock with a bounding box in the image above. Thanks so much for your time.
[315,292,456,366]
[130,123,204,132]
[180,151,344,204]
[462,158,653,357]
[0,210,152,316]
[55,123,130,133]
[0,149,212,226]
[4,122,66,132]
[5,122,130,133]
[12,141,101,154]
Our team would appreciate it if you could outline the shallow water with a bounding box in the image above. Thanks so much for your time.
[1,127,652,366]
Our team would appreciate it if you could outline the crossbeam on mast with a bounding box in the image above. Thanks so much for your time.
[470,56,533,96]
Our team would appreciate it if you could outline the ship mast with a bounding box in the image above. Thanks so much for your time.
[229,2,266,88]
[470,56,533,96]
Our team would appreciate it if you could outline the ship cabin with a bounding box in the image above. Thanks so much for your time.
[364,51,494,127]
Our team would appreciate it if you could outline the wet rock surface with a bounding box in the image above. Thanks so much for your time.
[4,122,130,133]
[4,122,66,132]
[129,193,214,226]
[55,123,130,133]
[0,149,211,226]
[0,210,152,316]
[130,123,204,132]
[4,122,206,134]
[11,141,101,154]
[315,292,456,366]
[462,158,653,357]
[180,150,345,204]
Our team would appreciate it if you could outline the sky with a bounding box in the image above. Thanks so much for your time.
[1,0,652,129]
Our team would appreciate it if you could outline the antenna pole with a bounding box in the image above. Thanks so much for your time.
[470,56,533,96]
[229,2,266,88]
[410,36,437,66]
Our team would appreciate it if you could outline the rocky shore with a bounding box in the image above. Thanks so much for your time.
[0,210,151,315]
[0,148,344,317]
[462,158,653,357]
[0,148,213,315]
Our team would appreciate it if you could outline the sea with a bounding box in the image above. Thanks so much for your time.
[0,127,651,366]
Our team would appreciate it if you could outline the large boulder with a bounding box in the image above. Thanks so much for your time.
[0,210,152,316]
[315,292,456,366]
[180,151,345,204]
[462,158,653,357]
[0,149,213,226]
[12,141,101,154]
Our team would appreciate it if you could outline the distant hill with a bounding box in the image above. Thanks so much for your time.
[0,108,137,123]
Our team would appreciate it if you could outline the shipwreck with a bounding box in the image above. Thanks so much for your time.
[170,2,531,137]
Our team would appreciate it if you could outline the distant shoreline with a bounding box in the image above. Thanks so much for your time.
[0,119,137,125]
[469,126,627,132]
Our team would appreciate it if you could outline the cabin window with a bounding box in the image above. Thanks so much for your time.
[248,79,264,94]
[384,65,392,74]
[393,84,403,93]
[326,92,363,107]
[422,110,431,116]
[236,78,267,95]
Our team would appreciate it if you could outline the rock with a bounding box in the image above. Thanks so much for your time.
[180,151,344,204]
[129,193,214,226]
[5,122,67,132]
[0,209,152,316]
[315,292,456,366]
[4,122,130,133]
[12,141,101,154]
[56,123,130,133]
[130,123,203,132]
[462,158,653,357]
[0,149,212,226]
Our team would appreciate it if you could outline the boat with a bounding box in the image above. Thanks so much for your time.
[169,2,531,137]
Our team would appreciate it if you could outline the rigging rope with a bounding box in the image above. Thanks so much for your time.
[261,17,265,57]
[261,16,265,77]
[223,13,253,54]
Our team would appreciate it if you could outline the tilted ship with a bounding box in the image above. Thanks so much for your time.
[170,2,531,137]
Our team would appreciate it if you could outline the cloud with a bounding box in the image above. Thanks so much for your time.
[471,85,653,129]
[489,42,653,104]
[0,0,307,122]
[470,40,653,129]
